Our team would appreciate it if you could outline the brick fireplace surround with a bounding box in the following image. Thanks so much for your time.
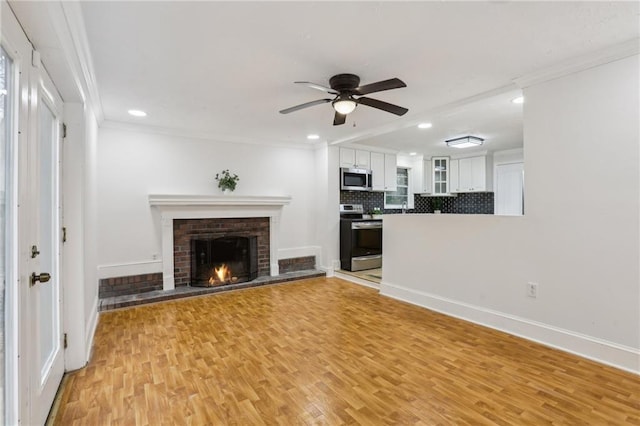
[149,194,291,290]
[173,217,270,287]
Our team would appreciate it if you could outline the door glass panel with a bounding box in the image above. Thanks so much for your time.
[0,46,11,425]
[37,100,59,380]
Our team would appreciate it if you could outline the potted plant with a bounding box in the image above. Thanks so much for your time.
[371,207,383,219]
[431,197,442,214]
[215,169,239,193]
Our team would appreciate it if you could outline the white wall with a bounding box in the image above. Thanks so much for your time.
[381,55,639,372]
[96,125,321,277]
[61,103,86,370]
[83,106,99,361]
[61,102,99,370]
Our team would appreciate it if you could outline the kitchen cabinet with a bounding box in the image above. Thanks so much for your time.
[340,148,370,169]
[450,159,459,193]
[370,152,397,192]
[455,155,493,192]
[420,159,432,193]
[432,157,449,195]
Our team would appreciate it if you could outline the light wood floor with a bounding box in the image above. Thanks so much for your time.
[53,277,639,425]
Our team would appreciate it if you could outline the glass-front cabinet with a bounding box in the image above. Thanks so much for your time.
[432,157,449,195]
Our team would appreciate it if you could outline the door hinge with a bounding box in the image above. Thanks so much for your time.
[62,123,67,139]
[64,333,68,349]
[62,227,67,243]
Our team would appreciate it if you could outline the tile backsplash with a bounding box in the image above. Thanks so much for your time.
[340,191,494,215]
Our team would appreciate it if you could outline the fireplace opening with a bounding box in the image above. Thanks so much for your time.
[190,236,258,287]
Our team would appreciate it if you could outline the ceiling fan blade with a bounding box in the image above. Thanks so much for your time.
[353,78,406,95]
[294,81,339,95]
[279,98,332,114]
[333,112,346,126]
[357,97,409,116]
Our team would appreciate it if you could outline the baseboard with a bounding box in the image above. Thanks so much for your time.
[97,260,162,279]
[318,265,334,277]
[84,294,99,364]
[334,271,380,290]
[380,281,640,374]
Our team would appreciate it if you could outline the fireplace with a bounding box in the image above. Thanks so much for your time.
[191,236,258,286]
[148,194,291,291]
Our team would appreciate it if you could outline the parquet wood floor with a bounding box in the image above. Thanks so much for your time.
[53,278,640,425]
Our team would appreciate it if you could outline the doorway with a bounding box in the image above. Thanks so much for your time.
[495,162,524,216]
[2,3,65,423]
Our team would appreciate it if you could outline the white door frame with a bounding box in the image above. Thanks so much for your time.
[1,2,65,424]
[2,2,34,422]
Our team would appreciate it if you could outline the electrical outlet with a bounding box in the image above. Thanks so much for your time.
[527,282,538,298]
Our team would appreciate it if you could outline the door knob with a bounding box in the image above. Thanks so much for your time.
[30,272,51,286]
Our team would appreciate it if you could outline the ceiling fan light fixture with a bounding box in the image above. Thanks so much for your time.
[445,135,484,149]
[332,98,357,115]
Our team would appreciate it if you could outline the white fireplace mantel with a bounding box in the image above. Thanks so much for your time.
[149,194,291,290]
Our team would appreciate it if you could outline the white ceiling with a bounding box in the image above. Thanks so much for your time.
[78,1,638,154]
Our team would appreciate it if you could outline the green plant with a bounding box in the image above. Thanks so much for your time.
[215,169,239,191]
[431,197,442,210]
[371,207,382,215]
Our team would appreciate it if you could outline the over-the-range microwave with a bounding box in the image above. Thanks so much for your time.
[340,167,372,191]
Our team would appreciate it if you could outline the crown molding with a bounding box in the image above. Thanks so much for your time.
[56,1,104,122]
[514,38,640,89]
[100,120,320,151]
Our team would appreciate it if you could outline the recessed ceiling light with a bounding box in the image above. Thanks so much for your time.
[128,109,147,117]
[409,152,417,156]
[307,134,320,140]
[418,122,432,129]
[511,96,524,104]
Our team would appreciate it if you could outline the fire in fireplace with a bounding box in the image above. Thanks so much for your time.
[190,236,258,287]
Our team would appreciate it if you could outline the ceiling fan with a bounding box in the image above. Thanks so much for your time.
[279,73,408,125]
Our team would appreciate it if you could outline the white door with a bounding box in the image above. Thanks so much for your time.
[28,64,64,425]
[2,3,64,423]
[495,162,524,216]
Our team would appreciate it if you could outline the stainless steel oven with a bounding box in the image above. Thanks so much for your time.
[340,204,382,271]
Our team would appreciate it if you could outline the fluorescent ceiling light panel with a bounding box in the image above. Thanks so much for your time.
[445,135,484,149]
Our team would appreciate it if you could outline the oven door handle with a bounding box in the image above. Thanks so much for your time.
[352,222,382,230]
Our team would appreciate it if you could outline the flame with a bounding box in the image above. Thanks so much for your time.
[209,264,231,285]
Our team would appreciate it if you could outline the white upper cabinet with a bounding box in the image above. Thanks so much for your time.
[421,159,432,194]
[370,152,385,191]
[450,159,460,193]
[340,148,370,169]
[456,155,493,192]
[432,157,449,195]
[384,153,398,192]
[370,152,397,192]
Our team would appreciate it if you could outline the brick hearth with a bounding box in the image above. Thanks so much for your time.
[173,217,270,287]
